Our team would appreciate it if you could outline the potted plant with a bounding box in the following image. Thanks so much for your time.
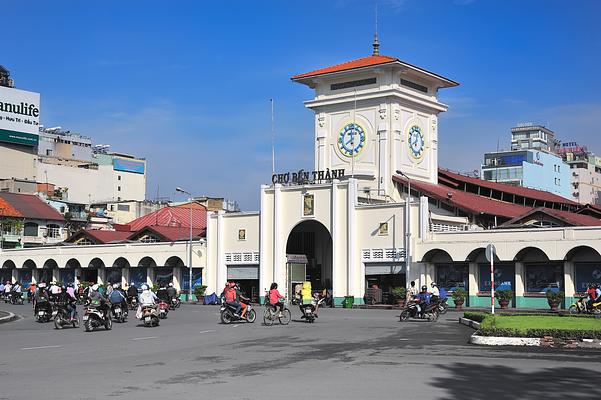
[546,290,564,311]
[495,289,513,309]
[194,285,207,304]
[452,287,467,309]
[391,287,407,308]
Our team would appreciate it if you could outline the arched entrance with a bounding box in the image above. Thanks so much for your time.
[285,220,332,300]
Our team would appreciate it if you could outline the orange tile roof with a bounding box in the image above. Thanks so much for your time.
[0,197,22,218]
[292,55,398,80]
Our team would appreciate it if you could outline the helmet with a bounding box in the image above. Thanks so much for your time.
[168,283,173,287]
[421,285,427,291]
[113,283,120,289]
[91,284,99,291]
[431,282,437,287]
[141,284,149,291]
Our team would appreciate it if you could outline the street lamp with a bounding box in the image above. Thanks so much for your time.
[395,170,411,285]
[176,187,193,301]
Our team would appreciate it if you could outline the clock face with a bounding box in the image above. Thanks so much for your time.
[337,123,366,158]
[407,125,425,160]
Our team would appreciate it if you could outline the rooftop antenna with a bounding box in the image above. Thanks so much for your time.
[270,98,275,175]
[372,2,380,56]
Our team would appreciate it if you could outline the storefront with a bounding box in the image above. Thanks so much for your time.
[227,265,259,302]
[364,264,405,304]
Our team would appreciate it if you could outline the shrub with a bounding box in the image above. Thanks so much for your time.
[194,285,207,298]
[495,289,513,302]
[546,290,564,302]
[463,312,488,322]
[391,287,406,299]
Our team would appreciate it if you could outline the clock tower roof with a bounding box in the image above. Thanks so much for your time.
[292,54,458,88]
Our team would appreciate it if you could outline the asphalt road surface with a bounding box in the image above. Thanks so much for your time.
[1,302,600,400]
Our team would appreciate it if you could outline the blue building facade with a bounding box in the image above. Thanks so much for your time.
[481,149,571,199]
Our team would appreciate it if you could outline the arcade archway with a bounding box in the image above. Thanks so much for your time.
[285,220,332,299]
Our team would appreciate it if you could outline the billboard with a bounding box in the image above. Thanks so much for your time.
[0,86,40,146]
[113,158,145,174]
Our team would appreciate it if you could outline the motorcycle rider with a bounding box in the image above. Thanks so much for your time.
[223,282,242,317]
[586,284,597,310]
[11,281,22,303]
[127,283,138,305]
[108,283,128,314]
[88,284,110,319]
[166,283,177,301]
[234,283,250,319]
[415,285,431,318]
[139,284,158,306]
[156,282,170,303]
[407,281,418,302]
[430,282,440,303]
[59,284,77,321]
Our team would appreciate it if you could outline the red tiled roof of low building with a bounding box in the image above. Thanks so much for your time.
[0,192,64,221]
[127,205,207,233]
[129,226,205,242]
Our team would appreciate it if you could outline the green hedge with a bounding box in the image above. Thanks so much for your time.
[475,315,601,340]
[463,312,488,323]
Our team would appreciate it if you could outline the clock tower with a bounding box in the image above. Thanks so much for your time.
[292,43,458,199]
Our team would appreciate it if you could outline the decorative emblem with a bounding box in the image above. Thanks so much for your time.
[337,123,366,157]
[407,125,425,160]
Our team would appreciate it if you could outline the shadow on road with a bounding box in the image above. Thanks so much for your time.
[433,362,601,399]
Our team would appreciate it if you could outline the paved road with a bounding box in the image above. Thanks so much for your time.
[1,302,600,399]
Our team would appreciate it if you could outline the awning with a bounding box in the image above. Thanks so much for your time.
[365,264,405,275]
[227,266,259,280]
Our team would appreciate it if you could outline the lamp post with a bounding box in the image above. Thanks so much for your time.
[396,170,411,285]
[176,187,193,301]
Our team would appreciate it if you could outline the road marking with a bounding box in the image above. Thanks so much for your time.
[131,336,158,341]
[398,338,409,341]
[232,325,239,328]
[21,345,62,350]
[199,330,215,334]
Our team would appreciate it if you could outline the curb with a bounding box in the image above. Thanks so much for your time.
[470,333,541,346]
[0,311,17,324]
[458,317,480,329]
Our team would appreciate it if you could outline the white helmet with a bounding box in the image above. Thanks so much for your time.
[113,283,120,289]
[141,284,149,291]
[91,284,99,291]
[168,283,173,287]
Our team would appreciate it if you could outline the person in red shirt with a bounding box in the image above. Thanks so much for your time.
[269,282,285,317]
[586,285,597,310]
[223,282,242,316]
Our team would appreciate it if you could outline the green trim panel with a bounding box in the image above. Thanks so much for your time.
[0,128,38,146]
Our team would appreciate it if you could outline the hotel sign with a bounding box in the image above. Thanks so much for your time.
[271,168,345,185]
[0,86,40,146]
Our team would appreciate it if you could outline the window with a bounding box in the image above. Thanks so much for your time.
[76,238,93,246]
[400,79,428,93]
[525,264,563,293]
[118,175,121,181]
[436,264,468,292]
[117,186,121,191]
[23,222,39,237]
[478,264,514,292]
[117,204,130,212]
[330,77,377,91]
[574,263,601,293]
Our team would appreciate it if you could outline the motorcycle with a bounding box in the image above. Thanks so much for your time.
[53,303,80,329]
[83,305,112,332]
[569,295,601,314]
[170,297,181,310]
[299,297,325,323]
[140,305,160,327]
[34,299,54,323]
[437,297,448,315]
[127,295,138,310]
[9,291,24,305]
[399,301,439,322]
[220,300,256,324]
[158,300,170,319]
[111,302,128,323]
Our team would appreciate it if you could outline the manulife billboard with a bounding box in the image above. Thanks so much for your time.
[0,86,40,146]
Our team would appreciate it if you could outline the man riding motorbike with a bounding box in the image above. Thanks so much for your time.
[234,283,250,319]
[156,283,170,303]
[88,284,110,318]
[139,284,157,306]
[108,283,128,314]
[223,282,242,317]
[166,283,177,300]
[430,282,440,303]
[415,285,431,318]
[58,284,77,321]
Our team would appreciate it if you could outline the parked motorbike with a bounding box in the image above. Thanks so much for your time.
[83,305,112,332]
[220,300,256,324]
[158,300,169,319]
[170,297,181,310]
[34,299,54,323]
[299,297,325,323]
[53,303,80,329]
[140,305,160,327]
[111,302,128,323]
[399,301,439,322]
[569,296,601,314]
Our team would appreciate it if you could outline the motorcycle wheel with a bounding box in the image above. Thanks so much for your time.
[221,310,233,324]
[153,317,159,326]
[439,303,448,315]
[175,300,181,309]
[73,316,80,328]
[568,305,579,315]
[84,319,93,332]
[279,309,292,325]
[144,319,151,327]
[263,308,275,326]
[428,310,439,322]
[245,309,257,323]
[54,315,63,330]
[399,310,409,322]
[105,316,113,330]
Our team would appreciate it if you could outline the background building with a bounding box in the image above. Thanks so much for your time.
[511,123,560,153]
[557,142,601,205]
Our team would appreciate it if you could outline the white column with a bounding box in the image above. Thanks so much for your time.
[514,262,525,307]
[377,122,388,195]
[259,185,270,303]
[121,268,129,289]
[273,184,284,289]
[172,266,181,292]
[564,261,575,308]
[468,262,478,302]
[216,210,226,293]
[331,179,339,301]
[11,268,18,284]
[206,212,215,294]
[347,178,357,297]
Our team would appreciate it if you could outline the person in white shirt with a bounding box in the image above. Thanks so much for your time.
[430,282,440,302]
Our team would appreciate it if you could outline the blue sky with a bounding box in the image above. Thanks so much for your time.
[4,0,600,209]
